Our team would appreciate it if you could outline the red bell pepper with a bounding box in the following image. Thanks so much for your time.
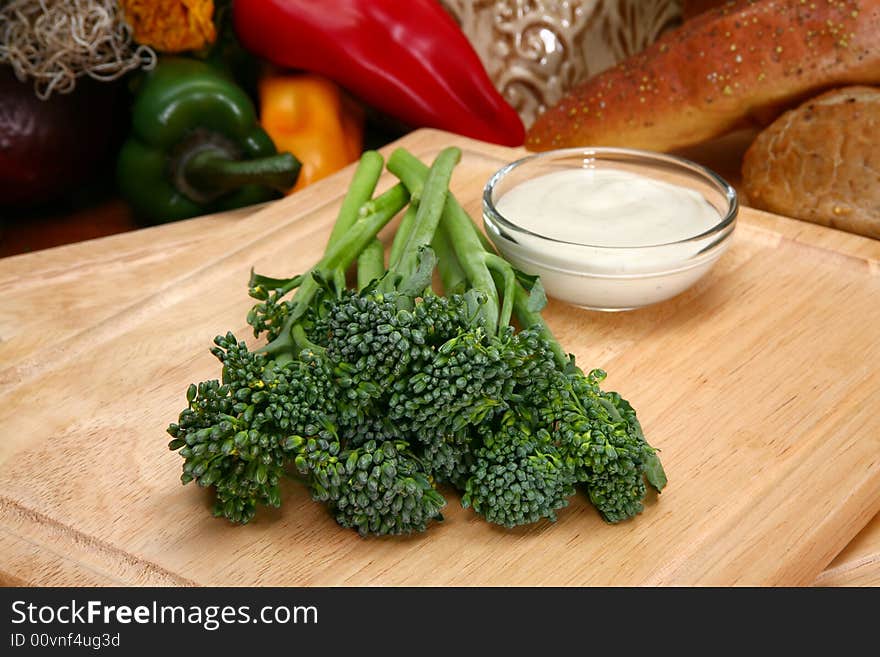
[233,0,525,146]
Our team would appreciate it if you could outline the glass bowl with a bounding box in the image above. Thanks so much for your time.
[482,148,738,311]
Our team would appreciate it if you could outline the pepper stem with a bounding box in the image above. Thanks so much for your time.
[180,148,301,204]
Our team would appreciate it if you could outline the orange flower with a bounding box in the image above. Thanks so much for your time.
[120,0,216,53]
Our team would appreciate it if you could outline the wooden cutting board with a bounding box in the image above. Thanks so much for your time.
[2,129,879,586]
[818,513,880,586]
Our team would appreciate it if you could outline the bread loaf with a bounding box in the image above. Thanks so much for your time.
[742,86,880,239]
[525,0,880,152]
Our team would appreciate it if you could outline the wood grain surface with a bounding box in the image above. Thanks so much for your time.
[1,129,879,586]
[816,513,880,586]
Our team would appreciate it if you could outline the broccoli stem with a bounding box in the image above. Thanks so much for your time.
[440,198,501,336]
[387,148,428,201]
[484,254,515,332]
[387,203,418,270]
[261,183,410,355]
[328,150,385,245]
[508,281,568,366]
[324,184,409,271]
[394,147,569,365]
[431,220,466,294]
[388,148,502,335]
[301,183,408,307]
[357,239,385,290]
[461,211,571,367]
[291,324,321,353]
[458,211,570,366]
[388,147,461,280]
[248,152,387,342]
[248,272,304,299]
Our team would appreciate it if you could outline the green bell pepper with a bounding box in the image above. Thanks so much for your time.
[117,58,300,224]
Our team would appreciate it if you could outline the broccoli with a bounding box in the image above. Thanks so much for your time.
[389,149,667,525]
[167,146,666,535]
[289,420,445,537]
[462,414,575,528]
[331,438,446,536]
[169,151,411,525]
[322,287,452,417]
[388,328,514,448]
[167,333,334,523]
[168,148,461,534]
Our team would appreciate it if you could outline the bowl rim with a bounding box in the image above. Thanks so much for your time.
[482,146,739,250]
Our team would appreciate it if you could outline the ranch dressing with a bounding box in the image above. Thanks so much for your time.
[486,166,731,310]
[495,168,720,247]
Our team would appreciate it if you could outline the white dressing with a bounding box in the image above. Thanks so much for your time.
[485,164,734,310]
[495,168,720,247]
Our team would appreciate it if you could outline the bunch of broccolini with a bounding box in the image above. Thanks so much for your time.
[167,147,666,535]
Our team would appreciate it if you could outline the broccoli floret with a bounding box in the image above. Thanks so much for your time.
[386,326,523,488]
[338,413,405,448]
[418,433,474,488]
[577,382,666,523]
[323,290,435,413]
[390,328,512,437]
[585,460,648,524]
[530,365,666,523]
[167,333,334,523]
[292,415,446,535]
[247,288,294,342]
[322,289,479,418]
[332,439,446,536]
[462,415,575,528]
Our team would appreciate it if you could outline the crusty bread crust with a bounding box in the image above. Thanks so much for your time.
[525,0,880,152]
[742,86,880,239]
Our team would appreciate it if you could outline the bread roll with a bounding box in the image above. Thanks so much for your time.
[525,0,880,153]
[742,86,880,239]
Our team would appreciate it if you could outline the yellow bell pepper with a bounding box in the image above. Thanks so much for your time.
[259,72,363,193]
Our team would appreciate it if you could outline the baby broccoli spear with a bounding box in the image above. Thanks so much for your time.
[167,145,666,535]
[389,149,667,525]
[168,152,410,525]
[167,333,334,523]
[169,148,467,534]
[304,148,497,489]
[462,412,575,527]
